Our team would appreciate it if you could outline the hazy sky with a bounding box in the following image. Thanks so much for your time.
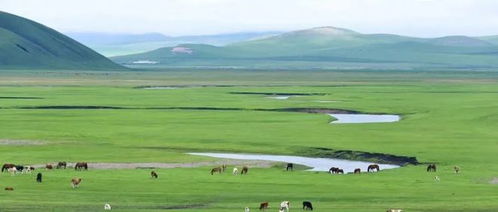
[1,0,498,37]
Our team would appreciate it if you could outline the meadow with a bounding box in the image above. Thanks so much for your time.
[0,69,497,211]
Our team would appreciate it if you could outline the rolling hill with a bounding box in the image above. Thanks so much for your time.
[0,11,122,70]
[113,26,498,70]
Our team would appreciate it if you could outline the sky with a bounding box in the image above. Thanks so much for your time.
[1,0,498,37]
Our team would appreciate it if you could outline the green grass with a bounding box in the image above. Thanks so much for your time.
[0,69,497,211]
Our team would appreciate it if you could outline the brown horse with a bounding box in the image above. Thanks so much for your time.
[4,187,14,191]
[151,171,158,179]
[221,164,227,172]
[211,167,222,175]
[354,168,361,174]
[71,178,82,188]
[259,202,269,210]
[46,164,53,170]
[367,164,380,172]
[56,161,67,169]
[2,163,15,172]
[427,164,436,172]
[241,166,249,175]
[74,162,88,170]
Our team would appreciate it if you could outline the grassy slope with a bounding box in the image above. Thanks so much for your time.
[0,70,497,211]
[0,11,122,70]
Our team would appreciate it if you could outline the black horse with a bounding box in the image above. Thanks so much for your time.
[303,201,313,210]
[286,163,293,171]
[36,173,42,183]
[427,164,437,172]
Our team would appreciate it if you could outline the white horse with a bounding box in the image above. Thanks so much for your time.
[279,201,290,212]
[244,206,250,212]
[233,167,239,175]
[387,209,403,212]
[104,203,112,210]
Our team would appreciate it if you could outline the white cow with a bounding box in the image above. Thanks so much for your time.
[104,203,112,210]
[279,201,290,212]
[233,167,239,175]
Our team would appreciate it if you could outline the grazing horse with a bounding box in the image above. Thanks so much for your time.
[336,169,344,174]
[286,163,293,171]
[427,164,436,172]
[259,202,269,210]
[354,168,361,174]
[241,166,249,175]
[104,203,112,210]
[23,166,35,174]
[4,187,14,191]
[75,162,88,170]
[303,201,313,210]
[71,178,82,188]
[232,167,239,175]
[244,206,250,212]
[15,165,24,173]
[329,167,339,174]
[454,166,460,174]
[279,201,290,212]
[210,167,222,175]
[2,163,15,172]
[151,171,158,179]
[36,173,42,183]
[46,164,53,170]
[367,164,380,172]
[57,161,67,169]
[386,209,403,212]
[8,167,17,175]
[221,164,227,172]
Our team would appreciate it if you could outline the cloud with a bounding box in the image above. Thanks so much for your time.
[1,0,498,37]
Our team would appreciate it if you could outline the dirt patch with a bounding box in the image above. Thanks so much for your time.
[31,160,275,170]
[490,177,498,184]
[298,147,419,166]
[0,139,44,146]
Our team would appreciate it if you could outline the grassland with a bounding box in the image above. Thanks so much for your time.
[0,69,497,211]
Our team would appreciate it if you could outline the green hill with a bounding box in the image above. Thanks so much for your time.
[0,11,122,70]
[113,26,498,70]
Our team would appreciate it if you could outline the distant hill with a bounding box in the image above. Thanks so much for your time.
[113,26,498,70]
[67,31,282,56]
[0,11,122,70]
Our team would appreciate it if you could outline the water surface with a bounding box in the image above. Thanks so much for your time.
[329,114,400,124]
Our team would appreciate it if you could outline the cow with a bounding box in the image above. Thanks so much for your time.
[241,166,249,175]
[2,163,15,172]
[211,167,222,175]
[427,164,436,172]
[279,201,290,212]
[71,178,82,188]
[151,171,158,179]
[36,173,42,183]
[303,201,313,210]
[74,162,88,170]
[259,202,269,210]
[367,164,380,172]
[354,168,361,174]
[286,163,293,171]
[57,161,67,169]
[232,167,239,175]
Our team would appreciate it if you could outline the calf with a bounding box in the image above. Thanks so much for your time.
[36,173,42,183]
[259,202,269,210]
[303,201,313,210]
[71,178,82,188]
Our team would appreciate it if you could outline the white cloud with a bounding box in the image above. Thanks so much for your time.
[1,0,498,37]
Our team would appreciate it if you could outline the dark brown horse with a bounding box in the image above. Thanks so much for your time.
[259,202,269,210]
[427,164,437,172]
[221,164,227,172]
[56,161,67,169]
[329,167,339,174]
[151,171,158,179]
[354,168,361,174]
[211,167,222,175]
[45,164,53,170]
[337,169,344,174]
[302,201,313,210]
[74,162,88,170]
[367,164,380,172]
[4,187,14,191]
[241,166,249,175]
[2,164,15,172]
